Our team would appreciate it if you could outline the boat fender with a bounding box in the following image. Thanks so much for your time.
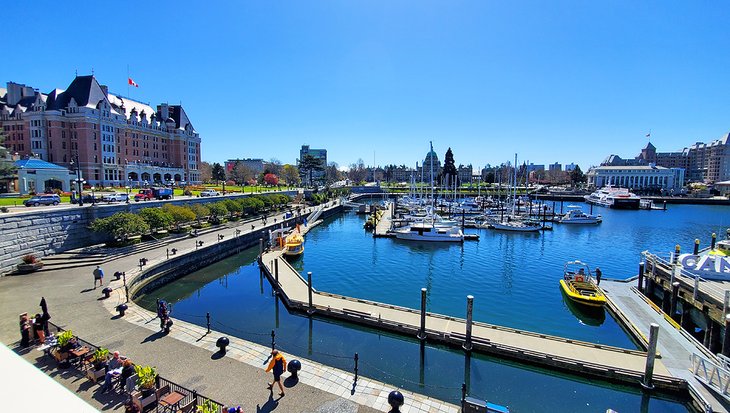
[575,275,584,282]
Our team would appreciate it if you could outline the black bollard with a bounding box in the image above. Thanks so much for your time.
[216,337,230,354]
[287,359,302,379]
[693,239,700,255]
[116,303,128,316]
[638,262,645,292]
[712,233,717,250]
[102,287,112,299]
[387,391,404,413]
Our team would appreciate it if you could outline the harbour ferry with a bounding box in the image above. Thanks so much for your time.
[283,231,304,258]
[559,260,606,307]
[584,186,641,209]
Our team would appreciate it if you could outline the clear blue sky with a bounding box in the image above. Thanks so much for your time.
[6,2,730,171]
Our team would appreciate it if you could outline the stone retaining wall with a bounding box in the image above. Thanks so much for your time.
[0,191,298,276]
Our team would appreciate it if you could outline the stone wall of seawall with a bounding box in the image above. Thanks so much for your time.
[0,191,298,276]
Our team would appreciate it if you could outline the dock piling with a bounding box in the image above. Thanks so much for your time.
[693,239,700,255]
[463,295,474,352]
[638,262,645,292]
[712,233,717,250]
[307,272,314,314]
[693,276,699,301]
[670,282,680,319]
[723,315,730,357]
[206,312,210,334]
[673,245,680,264]
[418,288,427,341]
[641,323,659,390]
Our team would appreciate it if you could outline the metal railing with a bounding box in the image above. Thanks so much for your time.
[642,251,727,303]
[690,353,730,402]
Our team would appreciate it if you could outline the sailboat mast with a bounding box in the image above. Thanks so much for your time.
[511,153,518,217]
[430,141,435,227]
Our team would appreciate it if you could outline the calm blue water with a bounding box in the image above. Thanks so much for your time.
[138,203,727,412]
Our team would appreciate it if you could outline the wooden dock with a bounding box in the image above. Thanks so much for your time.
[259,250,684,392]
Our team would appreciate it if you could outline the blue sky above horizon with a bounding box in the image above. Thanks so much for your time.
[5,1,730,171]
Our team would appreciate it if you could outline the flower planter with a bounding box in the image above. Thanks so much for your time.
[87,368,105,383]
[17,262,43,274]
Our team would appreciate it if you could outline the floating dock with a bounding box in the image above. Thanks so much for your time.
[258,250,684,392]
[372,206,479,240]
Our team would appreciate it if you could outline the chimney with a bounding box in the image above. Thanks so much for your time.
[159,103,169,120]
[6,82,22,106]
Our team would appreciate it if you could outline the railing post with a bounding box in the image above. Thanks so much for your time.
[693,276,700,301]
[418,288,427,341]
[463,295,473,352]
[271,329,276,351]
[461,382,467,408]
[206,312,211,334]
[673,245,680,264]
[259,238,264,255]
[638,261,645,292]
[307,271,314,314]
[642,323,659,389]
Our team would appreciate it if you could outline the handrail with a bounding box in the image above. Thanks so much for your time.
[690,353,730,402]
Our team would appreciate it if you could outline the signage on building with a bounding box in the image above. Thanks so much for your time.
[678,253,730,280]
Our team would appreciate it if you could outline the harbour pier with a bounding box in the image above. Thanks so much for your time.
[258,248,686,394]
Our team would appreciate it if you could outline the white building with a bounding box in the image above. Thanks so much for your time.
[586,165,685,192]
[15,158,74,195]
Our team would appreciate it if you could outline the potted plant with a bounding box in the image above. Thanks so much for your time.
[196,399,221,413]
[56,330,75,352]
[87,347,109,382]
[134,365,158,398]
[17,254,43,273]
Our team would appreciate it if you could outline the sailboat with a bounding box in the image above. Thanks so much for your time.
[394,141,464,242]
[490,154,542,232]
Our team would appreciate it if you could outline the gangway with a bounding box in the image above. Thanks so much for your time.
[690,353,730,402]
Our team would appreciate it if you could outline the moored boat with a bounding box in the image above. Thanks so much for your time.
[394,222,465,242]
[558,206,602,224]
[559,260,606,307]
[283,232,304,257]
[490,220,542,232]
[584,186,641,209]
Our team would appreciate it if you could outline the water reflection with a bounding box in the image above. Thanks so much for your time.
[560,288,606,327]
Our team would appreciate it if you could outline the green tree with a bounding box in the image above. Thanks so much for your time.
[440,148,458,186]
[138,208,174,231]
[222,199,241,218]
[162,204,196,230]
[188,203,210,225]
[90,212,150,239]
[299,154,324,186]
[212,163,226,182]
[0,132,16,178]
[282,164,300,187]
[570,165,586,187]
[208,201,228,222]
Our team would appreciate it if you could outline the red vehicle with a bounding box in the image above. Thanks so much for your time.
[134,188,174,202]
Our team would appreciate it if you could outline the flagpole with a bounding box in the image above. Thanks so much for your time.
[127,64,130,99]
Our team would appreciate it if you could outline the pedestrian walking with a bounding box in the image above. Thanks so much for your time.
[265,350,287,397]
[40,297,51,337]
[93,265,104,288]
[19,313,31,347]
[595,267,602,285]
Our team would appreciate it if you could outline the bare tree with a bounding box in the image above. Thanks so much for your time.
[199,161,213,183]
[348,159,367,183]
[229,162,255,186]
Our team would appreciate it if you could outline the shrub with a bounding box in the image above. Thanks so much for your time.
[139,208,174,231]
[91,212,150,240]
[207,202,228,222]
[162,204,196,230]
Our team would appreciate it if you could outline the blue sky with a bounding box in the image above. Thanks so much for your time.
[5,2,730,171]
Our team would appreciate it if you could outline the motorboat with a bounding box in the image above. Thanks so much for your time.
[559,260,606,308]
[394,222,464,242]
[584,186,641,209]
[283,232,304,257]
[558,206,602,224]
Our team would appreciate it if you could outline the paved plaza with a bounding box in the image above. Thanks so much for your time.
[0,212,458,413]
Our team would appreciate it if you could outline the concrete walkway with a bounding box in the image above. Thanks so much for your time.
[0,208,454,413]
[602,278,730,413]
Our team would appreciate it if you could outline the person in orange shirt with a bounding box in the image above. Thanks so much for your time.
[265,350,287,397]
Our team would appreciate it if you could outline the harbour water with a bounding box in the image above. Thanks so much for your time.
[138,203,727,412]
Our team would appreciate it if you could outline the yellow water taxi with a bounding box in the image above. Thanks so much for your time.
[283,232,304,257]
[559,260,606,308]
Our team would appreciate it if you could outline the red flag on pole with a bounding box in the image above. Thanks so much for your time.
[128,77,139,88]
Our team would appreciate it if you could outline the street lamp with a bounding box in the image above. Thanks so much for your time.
[70,155,83,206]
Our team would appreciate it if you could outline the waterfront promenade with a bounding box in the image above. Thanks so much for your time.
[0,207,457,412]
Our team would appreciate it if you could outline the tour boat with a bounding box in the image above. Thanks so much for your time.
[584,186,641,209]
[558,206,602,224]
[559,260,606,307]
[283,232,304,257]
[394,222,465,242]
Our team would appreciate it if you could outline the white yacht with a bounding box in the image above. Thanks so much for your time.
[394,222,465,242]
[558,206,602,224]
[490,220,542,232]
[584,186,641,209]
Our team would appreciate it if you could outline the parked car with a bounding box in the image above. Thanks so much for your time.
[101,192,129,203]
[70,194,103,204]
[200,190,220,197]
[24,194,61,207]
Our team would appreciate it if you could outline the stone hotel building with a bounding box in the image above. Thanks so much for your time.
[0,75,201,187]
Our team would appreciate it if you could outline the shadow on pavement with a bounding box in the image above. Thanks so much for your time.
[256,393,280,413]
[141,330,166,344]
[283,376,298,388]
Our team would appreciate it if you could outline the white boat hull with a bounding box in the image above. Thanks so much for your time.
[491,222,542,232]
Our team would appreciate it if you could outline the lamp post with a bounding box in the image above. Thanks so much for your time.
[90,187,96,206]
[70,155,83,206]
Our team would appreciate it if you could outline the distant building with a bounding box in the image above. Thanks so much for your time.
[548,162,562,172]
[564,163,577,172]
[390,165,416,183]
[586,165,684,192]
[525,163,544,173]
[601,134,730,184]
[457,164,473,184]
[224,158,264,174]
[422,149,442,183]
[0,76,202,186]
[14,157,75,195]
[298,145,327,185]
